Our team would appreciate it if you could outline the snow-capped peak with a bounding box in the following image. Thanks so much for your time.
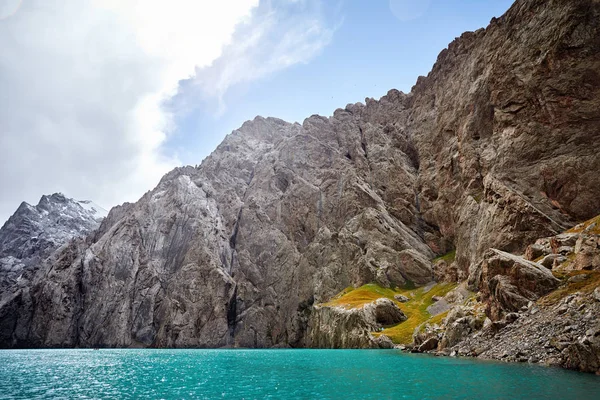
[77,200,109,220]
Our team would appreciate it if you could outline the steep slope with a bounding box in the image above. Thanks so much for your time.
[0,193,105,345]
[1,0,599,352]
[411,0,600,274]
[0,193,105,290]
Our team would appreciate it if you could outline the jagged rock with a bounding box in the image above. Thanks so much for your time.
[540,254,566,269]
[470,249,560,320]
[437,303,485,350]
[551,234,580,251]
[525,244,548,262]
[1,0,600,354]
[0,193,104,309]
[562,343,600,373]
[373,298,407,325]
[394,294,409,303]
[440,318,472,350]
[373,334,395,349]
[432,259,459,283]
[418,337,439,352]
[572,236,600,271]
[306,305,380,349]
[307,298,406,348]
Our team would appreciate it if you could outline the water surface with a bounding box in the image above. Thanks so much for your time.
[0,349,599,399]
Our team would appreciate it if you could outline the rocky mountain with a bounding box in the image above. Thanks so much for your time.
[0,0,599,372]
[0,193,106,291]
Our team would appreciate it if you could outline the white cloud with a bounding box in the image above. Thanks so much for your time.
[182,0,336,115]
[0,0,336,225]
[0,0,258,223]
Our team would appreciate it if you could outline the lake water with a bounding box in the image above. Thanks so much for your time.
[0,349,599,399]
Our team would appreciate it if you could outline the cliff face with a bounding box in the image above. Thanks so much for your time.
[0,194,105,345]
[411,0,600,273]
[1,0,599,352]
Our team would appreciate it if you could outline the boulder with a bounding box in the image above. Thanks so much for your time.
[418,337,439,352]
[307,298,406,348]
[540,254,566,269]
[394,294,409,303]
[372,298,407,325]
[525,244,548,261]
[477,249,560,320]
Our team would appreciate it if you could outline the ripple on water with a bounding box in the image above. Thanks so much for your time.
[0,349,599,399]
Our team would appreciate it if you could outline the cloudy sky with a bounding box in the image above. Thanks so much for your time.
[0,0,512,224]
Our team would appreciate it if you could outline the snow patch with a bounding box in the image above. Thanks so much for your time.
[77,200,109,219]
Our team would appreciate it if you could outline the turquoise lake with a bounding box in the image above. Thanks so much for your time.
[0,349,599,399]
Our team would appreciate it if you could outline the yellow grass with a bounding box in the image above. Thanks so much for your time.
[432,250,456,264]
[566,214,600,235]
[321,281,457,345]
[322,283,401,309]
[371,282,457,344]
[540,271,600,306]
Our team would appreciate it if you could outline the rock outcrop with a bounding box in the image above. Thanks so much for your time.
[418,217,600,374]
[308,299,405,348]
[468,249,560,320]
[0,0,599,367]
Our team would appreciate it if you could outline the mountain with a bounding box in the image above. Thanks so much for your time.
[0,193,105,298]
[1,0,599,372]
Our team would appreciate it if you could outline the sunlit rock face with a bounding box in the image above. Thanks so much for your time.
[1,0,600,349]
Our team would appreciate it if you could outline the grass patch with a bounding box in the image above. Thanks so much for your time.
[539,271,600,306]
[321,283,401,310]
[566,214,600,235]
[417,310,449,334]
[552,252,577,273]
[321,282,458,344]
[433,250,456,264]
[371,282,457,344]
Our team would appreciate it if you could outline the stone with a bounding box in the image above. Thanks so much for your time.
[525,244,548,262]
[372,298,407,325]
[475,249,560,320]
[418,337,439,352]
[568,274,589,284]
[539,254,566,269]
[394,294,409,303]
[307,298,406,348]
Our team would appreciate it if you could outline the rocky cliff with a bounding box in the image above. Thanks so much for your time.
[0,193,105,291]
[0,193,106,345]
[0,0,599,373]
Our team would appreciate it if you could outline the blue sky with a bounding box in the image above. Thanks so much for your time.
[0,0,514,224]
[164,0,514,166]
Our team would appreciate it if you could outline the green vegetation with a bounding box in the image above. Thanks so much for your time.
[540,271,600,306]
[433,250,456,264]
[372,282,457,344]
[324,282,459,345]
[322,283,401,309]
[566,214,600,235]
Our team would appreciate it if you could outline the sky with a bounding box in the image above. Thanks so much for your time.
[0,0,514,225]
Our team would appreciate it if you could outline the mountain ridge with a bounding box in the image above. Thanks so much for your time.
[1,0,599,373]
